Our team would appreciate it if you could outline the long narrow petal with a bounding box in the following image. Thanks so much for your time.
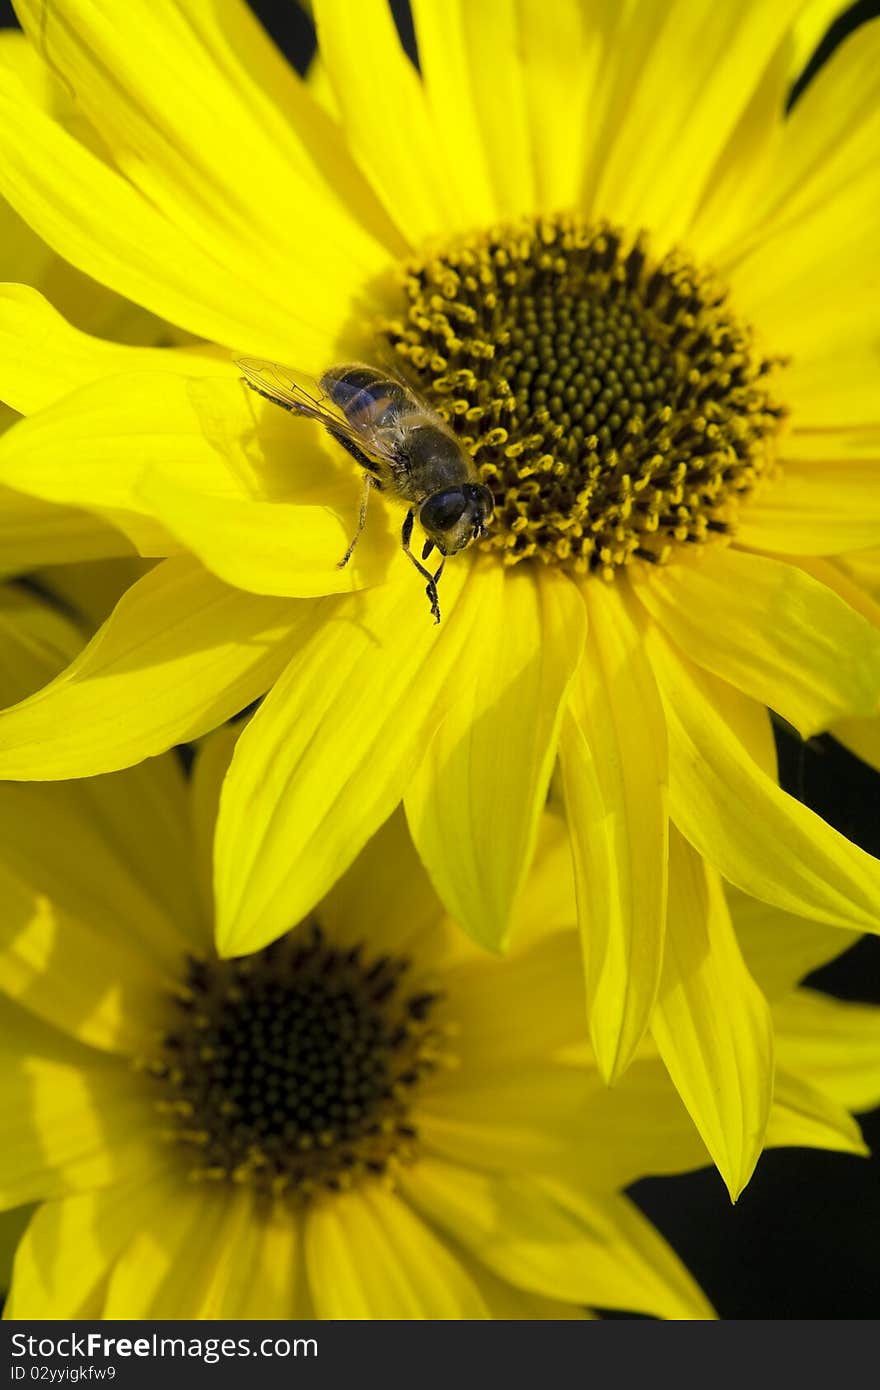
[0,999,151,1206]
[833,716,880,774]
[559,578,667,1083]
[586,0,802,244]
[0,558,299,779]
[319,808,454,970]
[736,457,880,556]
[304,1182,489,1319]
[0,368,395,592]
[718,21,880,366]
[0,284,229,416]
[727,888,857,1001]
[648,627,880,933]
[416,1064,599,1175]
[137,472,395,597]
[634,547,880,737]
[405,565,585,952]
[0,487,133,574]
[773,989,880,1114]
[407,0,497,223]
[5,1168,177,1319]
[765,1068,869,1157]
[11,0,397,331]
[650,831,774,1201]
[101,1186,277,1318]
[454,1254,591,1319]
[433,929,586,1071]
[416,0,537,219]
[313,0,457,241]
[0,764,202,1054]
[0,373,254,555]
[0,74,362,361]
[0,583,84,708]
[214,562,481,957]
[402,1161,715,1320]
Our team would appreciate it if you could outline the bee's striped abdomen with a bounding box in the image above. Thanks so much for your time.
[321,365,412,433]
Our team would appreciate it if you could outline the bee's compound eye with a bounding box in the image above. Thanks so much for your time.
[420,488,468,532]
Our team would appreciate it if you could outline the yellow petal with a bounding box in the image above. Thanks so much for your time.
[789,2,851,79]
[765,1067,869,1157]
[101,1185,276,1318]
[0,764,202,1053]
[319,808,454,969]
[833,715,880,774]
[405,565,585,952]
[314,0,459,241]
[588,0,803,245]
[727,887,857,1000]
[737,457,880,556]
[215,561,481,957]
[453,1252,592,1319]
[416,1063,599,1175]
[402,1161,715,1319]
[0,558,299,779]
[137,471,395,597]
[210,1198,313,1319]
[0,371,254,555]
[687,3,850,259]
[0,998,151,1206]
[649,628,880,934]
[435,928,586,1071]
[0,582,84,708]
[559,577,667,1083]
[11,0,395,342]
[0,284,229,416]
[507,809,578,946]
[413,0,537,220]
[6,1168,176,1319]
[720,20,880,367]
[35,555,154,632]
[408,0,496,223]
[0,487,133,574]
[773,988,880,1114]
[650,831,774,1201]
[305,1182,489,1318]
[0,73,352,361]
[635,546,880,737]
[569,1057,716,1190]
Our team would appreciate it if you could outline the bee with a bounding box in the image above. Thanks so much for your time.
[236,359,494,622]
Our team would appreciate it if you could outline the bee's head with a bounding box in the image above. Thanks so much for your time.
[419,484,494,554]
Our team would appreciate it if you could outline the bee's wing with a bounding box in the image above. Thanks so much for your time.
[235,357,399,465]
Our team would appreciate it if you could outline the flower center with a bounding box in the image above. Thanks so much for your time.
[382,214,786,574]
[143,923,446,1201]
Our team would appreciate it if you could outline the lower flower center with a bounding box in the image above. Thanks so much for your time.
[382,213,786,574]
[144,924,445,1200]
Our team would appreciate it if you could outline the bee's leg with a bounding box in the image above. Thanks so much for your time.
[401,509,441,623]
[336,472,374,569]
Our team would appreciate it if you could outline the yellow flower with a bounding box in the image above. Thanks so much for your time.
[1,596,878,1315]
[0,1,879,1086]
[0,741,722,1319]
[3,715,879,1318]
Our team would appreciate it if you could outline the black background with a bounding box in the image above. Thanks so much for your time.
[0,0,878,1321]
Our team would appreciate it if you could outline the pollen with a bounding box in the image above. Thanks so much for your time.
[140,923,448,1202]
[383,214,787,575]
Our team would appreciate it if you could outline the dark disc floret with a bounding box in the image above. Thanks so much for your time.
[382,213,787,575]
[141,923,446,1201]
